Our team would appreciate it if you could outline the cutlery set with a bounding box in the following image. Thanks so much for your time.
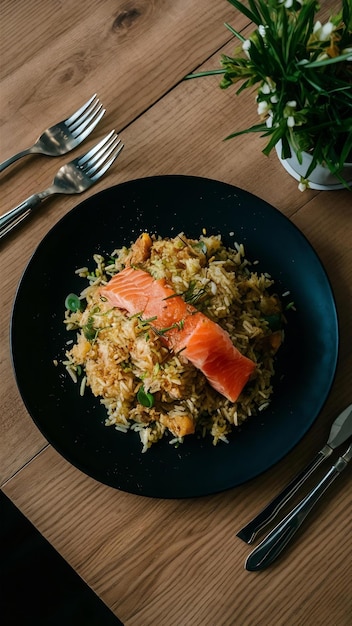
[238,403,352,571]
[0,94,124,241]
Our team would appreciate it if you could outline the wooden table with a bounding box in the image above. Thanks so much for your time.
[1,1,351,624]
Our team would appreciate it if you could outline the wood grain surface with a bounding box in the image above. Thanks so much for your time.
[1,1,351,625]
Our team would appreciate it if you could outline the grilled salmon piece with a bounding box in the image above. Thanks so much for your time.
[101,267,256,402]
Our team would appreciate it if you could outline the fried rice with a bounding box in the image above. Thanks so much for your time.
[62,232,286,452]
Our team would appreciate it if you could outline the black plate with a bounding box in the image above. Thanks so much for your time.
[11,176,338,498]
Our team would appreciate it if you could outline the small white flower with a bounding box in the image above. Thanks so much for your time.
[342,47,352,60]
[242,39,251,58]
[320,22,335,40]
[270,94,279,104]
[257,100,270,116]
[313,20,335,41]
[287,100,297,108]
[258,24,266,38]
[260,82,271,94]
[287,116,295,128]
[298,180,309,192]
[316,52,329,61]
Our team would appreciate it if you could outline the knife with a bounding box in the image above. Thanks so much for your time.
[237,403,352,544]
[245,440,352,571]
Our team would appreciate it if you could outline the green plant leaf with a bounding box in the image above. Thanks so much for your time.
[227,0,261,25]
[184,69,226,80]
[338,133,352,165]
[224,22,245,42]
[262,124,287,156]
[300,51,352,68]
[224,122,268,140]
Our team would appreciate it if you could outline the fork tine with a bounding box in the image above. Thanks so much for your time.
[79,132,124,182]
[64,94,98,126]
[77,130,116,166]
[84,136,122,176]
[68,98,104,133]
[70,104,106,139]
[88,142,124,181]
[83,134,121,172]
[81,133,119,170]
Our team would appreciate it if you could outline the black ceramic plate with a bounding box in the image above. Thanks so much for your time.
[11,176,338,498]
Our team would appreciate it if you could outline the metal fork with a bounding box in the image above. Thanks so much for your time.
[0,131,124,241]
[0,94,105,173]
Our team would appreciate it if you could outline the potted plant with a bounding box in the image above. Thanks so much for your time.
[187,0,352,190]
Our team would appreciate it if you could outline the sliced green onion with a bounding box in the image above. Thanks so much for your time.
[193,241,207,254]
[83,324,97,341]
[263,313,282,331]
[137,385,154,408]
[65,293,81,312]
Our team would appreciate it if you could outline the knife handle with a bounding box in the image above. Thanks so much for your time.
[237,445,332,544]
[245,451,350,571]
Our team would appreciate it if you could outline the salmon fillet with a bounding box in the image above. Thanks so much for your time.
[101,267,256,402]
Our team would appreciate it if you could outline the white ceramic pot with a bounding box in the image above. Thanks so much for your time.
[275,140,352,190]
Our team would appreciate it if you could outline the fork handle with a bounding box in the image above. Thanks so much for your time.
[0,148,36,173]
[0,194,45,241]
